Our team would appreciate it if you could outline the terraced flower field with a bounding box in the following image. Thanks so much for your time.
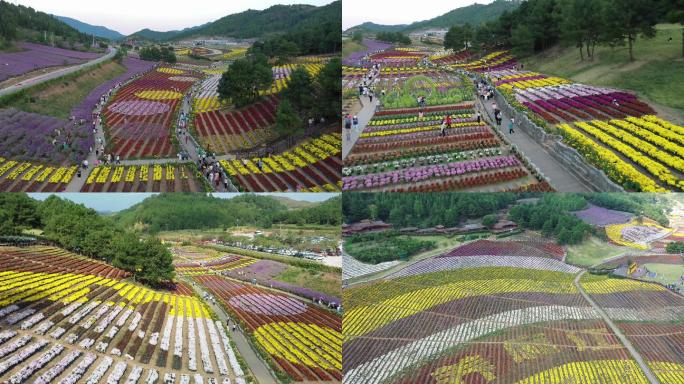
[192,62,324,154]
[103,67,201,159]
[194,275,342,382]
[0,156,78,192]
[605,218,672,250]
[343,99,548,192]
[79,162,206,192]
[219,133,342,192]
[342,240,684,384]
[0,245,248,384]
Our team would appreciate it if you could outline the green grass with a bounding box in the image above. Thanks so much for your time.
[342,40,367,59]
[274,266,341,298]
[6,61,126,119]
[523,24,684,122]
[565,236,626,267]
[640,263,684,285]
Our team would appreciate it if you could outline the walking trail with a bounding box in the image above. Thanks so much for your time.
[476,95,592,192]
[573,270,660,384]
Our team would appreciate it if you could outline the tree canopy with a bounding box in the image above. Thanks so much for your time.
[217,54,273,107]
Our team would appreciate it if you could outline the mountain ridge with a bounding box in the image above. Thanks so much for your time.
[55,15,125,40]
[346,0,520,34]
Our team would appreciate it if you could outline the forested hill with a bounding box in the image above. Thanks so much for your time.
[55,16,124,40]
[0,0,90,48]
[345,0,519,33]
[114,193,341,232]
[169,0,340,40]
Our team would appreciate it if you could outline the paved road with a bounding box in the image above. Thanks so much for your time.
[0,47,117,97]
[574,270,660,384]
[183,277,277,384]
[342,94,378,160]
[478,96,592,192]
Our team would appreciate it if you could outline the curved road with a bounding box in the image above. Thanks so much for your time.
[0,47,117,97]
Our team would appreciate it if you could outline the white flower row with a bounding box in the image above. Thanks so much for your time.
[0,339,49,375]
[343,254,401,280]
[79,338,95,349]
[180,374,191,384]
[215,321,244,377]
[222,379,232,384]
[6,308,36,325]
[160,316,175,351]
[194,373,204,384]
[106,326,119,339]
[187,317,197,371]
[164,372,176,383]
[145,369,159,384]
[49,327,66,339]
[35,320,54,335]
[174,317,184,357]
[110,347,121,356]
[137,330,146,339]
[235,378,246,384]
[205,319,228,375]
[58,352,97,384]
[388,255,581,279]
[0,330,17,344]
[128,312,142,331]
[0,304,19,318]
[345,305,600,384]
[8,343,64,384]
[69,301,99,324]
[61,302,83,317]
[96,341,108,353]
[195,314,213,373]
[20,312,44,330]
[34,349,81,384]
[83,302,112,329]
[96,303,124,333]
[124,365,143,384]
[606,307,684,322]
[106,361,127,384]
[117,308,134,327]
[85,355,113,384]
[149,332,159,346]
[0,335,31,358]
[65,333,78,344]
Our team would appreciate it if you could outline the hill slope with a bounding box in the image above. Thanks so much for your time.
[55,16,124,40]
[114,193,341,231]
[172,0,340,40]
[0,0,89,46]
[522,24,684,124]
[346,0,520,33]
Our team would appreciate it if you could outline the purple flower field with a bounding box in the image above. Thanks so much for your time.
[343,38,392,66]
[225,259,341,304]
[0,42,102,82]
[71,57,156,125]
[0,108,90,164]
[572,204,633,226]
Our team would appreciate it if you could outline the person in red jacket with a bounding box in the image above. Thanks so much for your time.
[445,114,452,129]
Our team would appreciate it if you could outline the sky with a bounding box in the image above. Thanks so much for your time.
[343,0,493,30]
[28,193,338,212]
[8,0,335,35]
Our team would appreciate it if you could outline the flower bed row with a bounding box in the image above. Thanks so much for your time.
[80,163,204,192]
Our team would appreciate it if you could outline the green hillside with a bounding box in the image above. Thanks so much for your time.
[0,0,91,48]
[345,0,519,34]
[172,0,340,40]
[114,193,341,232]
[523,24,684,123]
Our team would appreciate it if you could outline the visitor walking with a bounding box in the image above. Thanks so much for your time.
[344,114,352,141]
[509,118,515,134]
[352,115,359,132]
[476,110,481,124]
[440,119,447,137]
[445,114,452,129]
